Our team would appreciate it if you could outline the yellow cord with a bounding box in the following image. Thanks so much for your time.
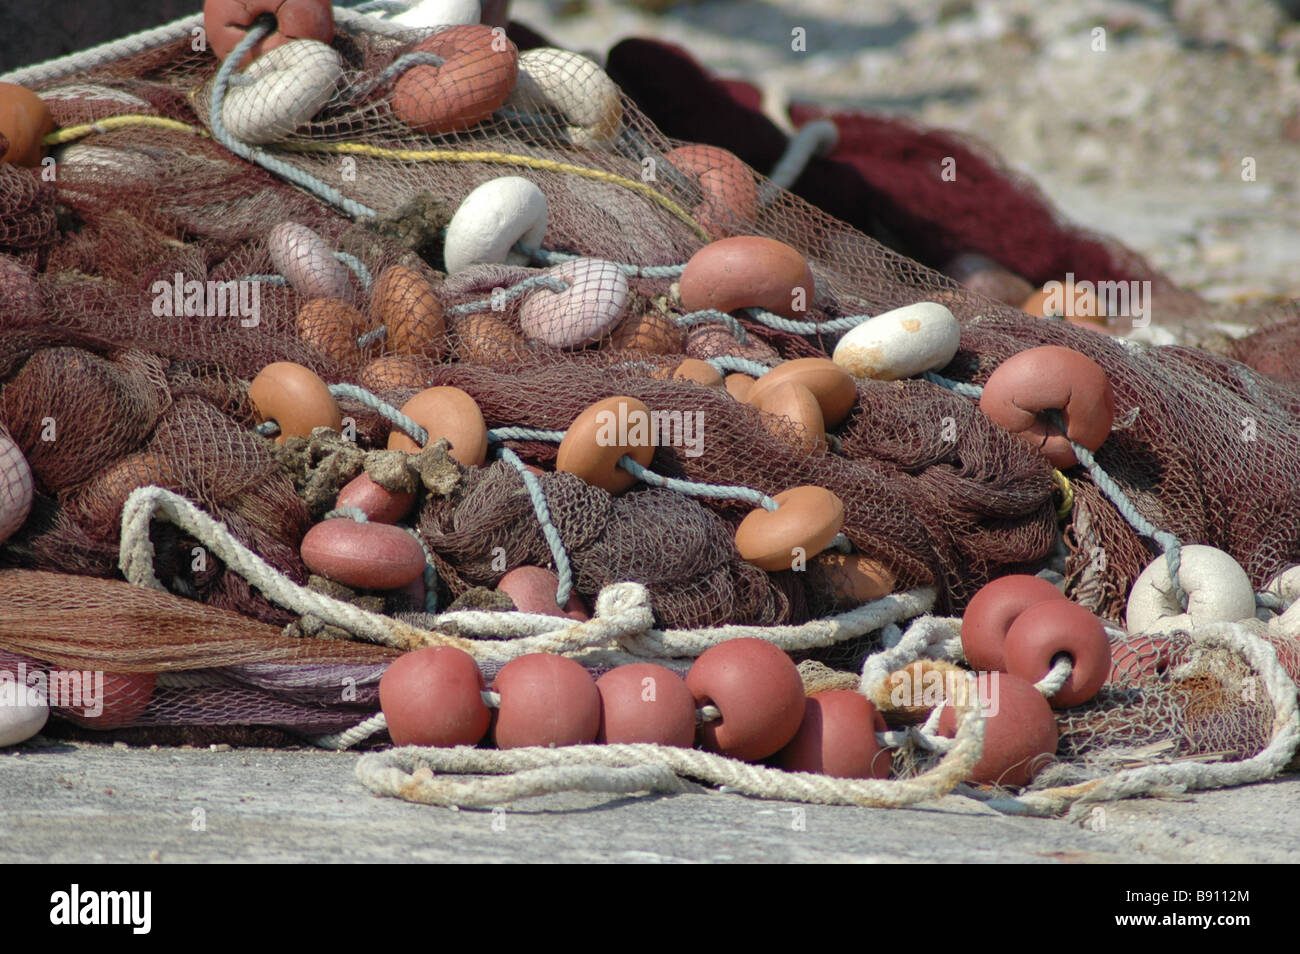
[42,115,206,144]
[279,140,709,238]
[44,116,707,238]
[1051,469,1075,521]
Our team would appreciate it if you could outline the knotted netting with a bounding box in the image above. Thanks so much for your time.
[0,5,1296,816]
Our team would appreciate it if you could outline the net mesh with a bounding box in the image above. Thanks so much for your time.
[0,16,1296,787]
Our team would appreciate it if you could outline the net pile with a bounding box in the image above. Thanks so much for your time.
[0,7,1296,812]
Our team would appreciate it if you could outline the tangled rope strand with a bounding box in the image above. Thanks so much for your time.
[356,698,984,809]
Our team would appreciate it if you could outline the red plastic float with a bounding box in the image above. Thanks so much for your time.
[300,519,426,590]
[391,25,519,135]
[248,361,342,443]
[665,144,759,236]
[776,690,892,779]
[335,472,415,524]
[55,671,156,730]
[0,82,55,167]
[555,396,656,495]
[387,386,488,467]
[1003,599,1112,708]
[595,663,697,747]
[492,654,601,748]
[203,0,334,66]
[496,565,588,620]
[745,358,857,428]
[679,236,816,320]
[936,672,1058,787]
[960,574,1068,672]
[686,638,805,761]
[379,647,491,747]
[733,486,844,571]
[978,345,1115,469]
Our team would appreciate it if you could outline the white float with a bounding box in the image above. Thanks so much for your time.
[221,40,343,145]
[1125,544,1257,636]
[0,681,48,748]
[443,176,548,273]
[506,48,622,147]
[390,0,480,27]
[832,301,961,380]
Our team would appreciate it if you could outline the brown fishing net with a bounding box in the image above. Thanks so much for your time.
[0,12,1295,793]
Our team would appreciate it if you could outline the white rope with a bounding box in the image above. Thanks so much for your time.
[0,14,202,86]
[356,698,985,809]
[314,711,389,750]
[617,588,936,659]
[1034,656,1074,697]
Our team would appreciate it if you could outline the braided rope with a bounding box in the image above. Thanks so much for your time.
[706,355,775,376]
[675,309,751,342]
[0,13,202,85]
[496,446,574,606]
[356,698,983,808]
[744,307,864,336]
[333,251,373,291]
[118,487,931,663]
[314,712,389,750]
[327,383,426,443]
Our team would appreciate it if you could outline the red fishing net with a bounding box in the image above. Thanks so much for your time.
[0,11,1294,800]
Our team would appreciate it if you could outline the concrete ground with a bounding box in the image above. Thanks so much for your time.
[2,742,1297,863]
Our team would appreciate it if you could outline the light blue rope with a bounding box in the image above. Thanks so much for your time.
[921,370,983,399]
[323,506,370,523]
[706,355,773,376]
[327,383,427,444]
[254,419,279,437]
[401,524,439,613]
[245,273,289,286]
[675,309,750,343]
[446,274,569,317]
[515,244,685,279]
[333,251,373,292]
[375,51,444,85]
[496,446,573,607]
[355,326,387,348]
[617,455,776,510]
[487,427,566,443]
[208,22,377,219]
[617,455,850,551]
[354,0,408,13]
[744,306,865,336]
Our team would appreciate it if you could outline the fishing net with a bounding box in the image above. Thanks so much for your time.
[0,6,1296,814]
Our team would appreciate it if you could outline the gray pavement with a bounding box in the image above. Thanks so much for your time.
[1,742,1296,862]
